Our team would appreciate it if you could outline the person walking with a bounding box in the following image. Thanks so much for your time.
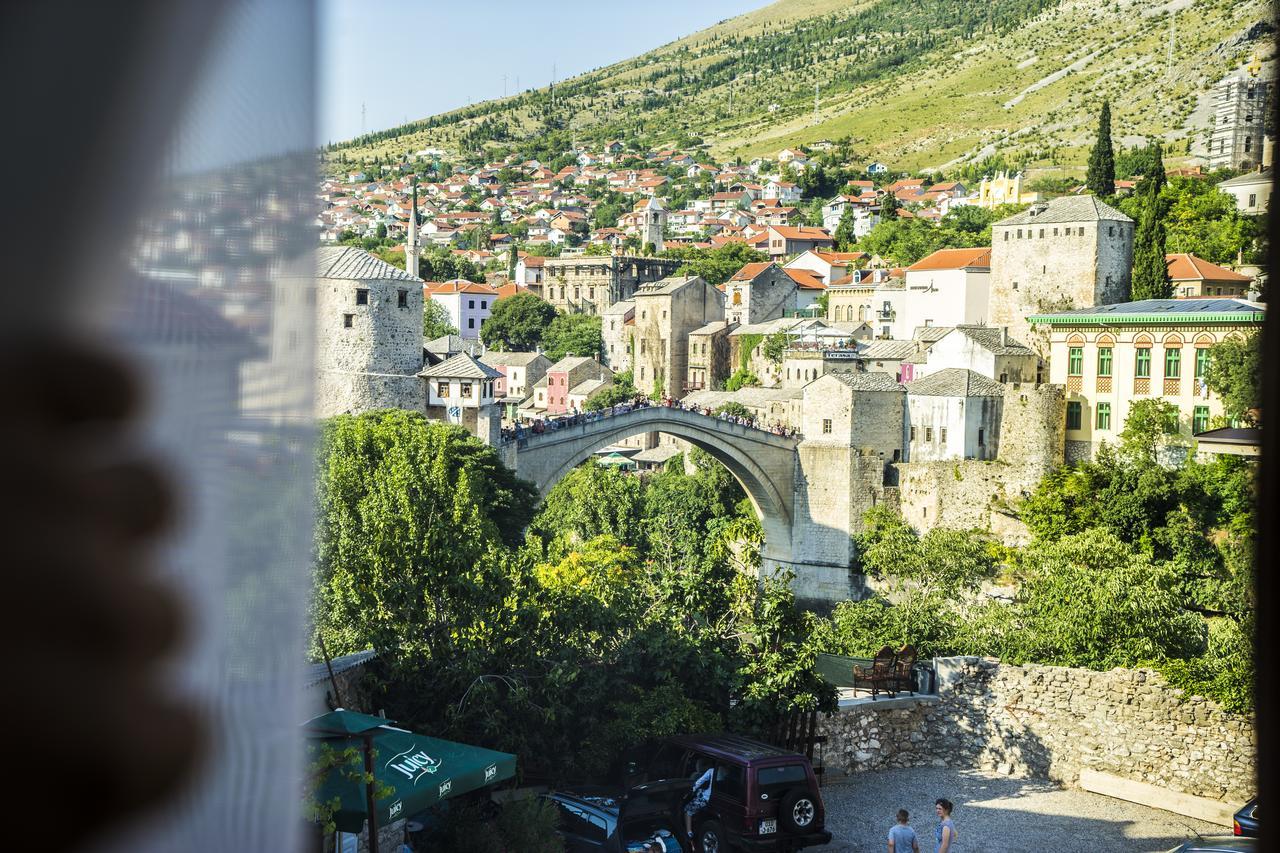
[683,761,714,844]
[934,799,957,853]
[888,809,919,853]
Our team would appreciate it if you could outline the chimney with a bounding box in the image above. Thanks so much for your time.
[1000,327,1007,348]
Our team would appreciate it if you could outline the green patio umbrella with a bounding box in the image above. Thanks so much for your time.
[596,451,636,469]
[305,710,516,851]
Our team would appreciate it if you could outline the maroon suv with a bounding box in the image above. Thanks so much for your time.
[631,734,832,853]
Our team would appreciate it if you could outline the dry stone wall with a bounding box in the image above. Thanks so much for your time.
[817,657,1255,804]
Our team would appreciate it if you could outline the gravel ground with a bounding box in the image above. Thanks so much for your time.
[816,767,1226,853]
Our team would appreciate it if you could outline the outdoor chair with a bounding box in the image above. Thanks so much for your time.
[890,644,918,695]
[852,645,896,699]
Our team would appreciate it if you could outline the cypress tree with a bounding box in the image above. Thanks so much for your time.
[1086,100,1116,198]
[1130,149,1170,301]
[880,192,899,220]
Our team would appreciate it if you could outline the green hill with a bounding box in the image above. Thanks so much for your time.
[330,0,1271,172]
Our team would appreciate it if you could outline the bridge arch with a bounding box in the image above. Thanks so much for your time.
[507,407,800,566]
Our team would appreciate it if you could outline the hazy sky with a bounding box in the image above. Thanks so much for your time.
[320,0,769,144]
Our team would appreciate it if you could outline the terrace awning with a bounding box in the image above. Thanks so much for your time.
[304,710,516,834]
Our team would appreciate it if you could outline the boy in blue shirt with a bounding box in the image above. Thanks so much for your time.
[888,808,920,853]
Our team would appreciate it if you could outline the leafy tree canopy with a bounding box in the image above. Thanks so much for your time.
[481,292,557,351]
[542,313,603,361]
[1204,333,1262,425]
[423,299,459,339]
[663,242,768,286]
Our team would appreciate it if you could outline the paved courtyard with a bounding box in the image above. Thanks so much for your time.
[817,767,1226,853]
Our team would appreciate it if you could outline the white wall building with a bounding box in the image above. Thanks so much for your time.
[888,247,991,339]
[424,279,499,339]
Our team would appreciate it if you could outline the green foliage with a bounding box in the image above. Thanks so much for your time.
[313,411,538,657]
[542,313,602,361]
[531,466,646,558]
[1130,146,1171,301]
[417,796,563,853]
[481,292,557,351]
[1119,398,1182,464]
[714,402,752,419]
[1203,333,1261,426]
[1086,100,1115,197]
[724,368,761,392]
[1001,530,1204,668]
[1120,177,1257,265]
[761,332,788,365]
[424,299,460,339]
[857,204,1019,265]
[833,206,858,251]
[663,242,768,286]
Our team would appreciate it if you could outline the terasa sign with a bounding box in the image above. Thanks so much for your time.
[385,748,441,783]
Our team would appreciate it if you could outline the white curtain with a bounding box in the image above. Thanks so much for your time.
[86,1,316,850]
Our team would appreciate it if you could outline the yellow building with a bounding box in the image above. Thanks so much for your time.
[1029,299,1264,460]
[976,171,1041,209]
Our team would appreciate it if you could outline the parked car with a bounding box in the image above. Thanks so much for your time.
[1165,839,1258,852]
[1233,798,1258,837]
[625,733,833,852]
[541,782,690,852]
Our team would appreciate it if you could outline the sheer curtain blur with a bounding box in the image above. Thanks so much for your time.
[81,1,317,850]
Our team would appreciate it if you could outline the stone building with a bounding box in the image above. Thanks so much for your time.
[687,320,733,392]
[601,299,636,370]
[420,352,502,445]
[480,351,552,420]
[825,268,893,326]
[800,372,905,460]
[544,355,613,414]
[1208,72,1270,171]
[540,254,681,315]
[909,325,1039,384]
[315,246,425,417]
[631,276,725,398]
[988,195,1134,353]
[724,262,798,325]
[1029,298,1265,460]
[904,369,1005,462]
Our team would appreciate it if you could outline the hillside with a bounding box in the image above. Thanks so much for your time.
[330,0,1272,172]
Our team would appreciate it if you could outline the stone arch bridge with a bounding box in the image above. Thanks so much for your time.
[500,406,867,603]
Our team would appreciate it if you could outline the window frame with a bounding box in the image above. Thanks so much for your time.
[1097,347,1112,377]
[1066,401,1082,430]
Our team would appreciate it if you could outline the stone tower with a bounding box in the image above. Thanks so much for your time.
[1209,71,1270,171]
[641,197,667,252]
[405,177,420,278]
[988,195,1134,355]
[315,246,425,417]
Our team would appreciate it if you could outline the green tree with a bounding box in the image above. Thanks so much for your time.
[1120,398,1182,463]
[1086,100,1116,197]
[664,242,768,286]
[833,205,858,251]
[1001,529,1204,669]
[313,411,538,657]
[542,313,603,361]
[424,298,459,339]
[481,292,557,351]
[1130,145,1170,300]
[879,192,899,220]
[761,332,788,365]
[1203,333,1262,425]
[724,368,761,391]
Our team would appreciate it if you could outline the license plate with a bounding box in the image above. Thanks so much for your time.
[760,819,777,835]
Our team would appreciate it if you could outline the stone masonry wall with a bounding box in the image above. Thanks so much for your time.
[895,384,1063,544]
[817,657,1255,804]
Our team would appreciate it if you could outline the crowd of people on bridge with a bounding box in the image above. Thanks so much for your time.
[498,395,799,446]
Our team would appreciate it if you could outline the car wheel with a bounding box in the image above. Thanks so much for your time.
[779,790,817,833]
[698,819,729,853]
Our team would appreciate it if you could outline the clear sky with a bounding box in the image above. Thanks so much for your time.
[320,0,770,145]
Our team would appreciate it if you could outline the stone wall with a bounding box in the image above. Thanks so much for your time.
[895,383,1063,543]
[817,657,1255,804]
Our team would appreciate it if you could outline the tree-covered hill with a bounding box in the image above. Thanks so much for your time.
[328,0,1270,172]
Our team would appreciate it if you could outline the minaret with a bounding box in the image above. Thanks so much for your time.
[642,197,666,253]
[405,177,420,277]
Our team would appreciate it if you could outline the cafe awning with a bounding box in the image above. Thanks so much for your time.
[305,710,517,834]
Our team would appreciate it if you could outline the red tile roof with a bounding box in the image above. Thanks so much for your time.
[1165,253,1251,283]
[906,247,992,272]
